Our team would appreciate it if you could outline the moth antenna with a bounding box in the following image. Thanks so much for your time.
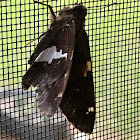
[34,0,56,20]
[87,2,120,12]
[20,31,47,49]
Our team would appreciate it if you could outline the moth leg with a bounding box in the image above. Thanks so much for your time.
[82,61,92,77]
[20,31,47,49]
[34,0,56,20]
[47,5,56,20]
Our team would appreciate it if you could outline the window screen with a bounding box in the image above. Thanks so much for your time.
[0,0,140,139]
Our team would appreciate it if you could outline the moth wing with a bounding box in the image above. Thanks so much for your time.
[60,29,95,133]
[22,18,75,116]
[28,18,74,65]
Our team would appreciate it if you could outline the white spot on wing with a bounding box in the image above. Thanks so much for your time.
[86,107,94,115]
[58,92,63,98]
[57,61,60,64]
[35,46,67,64]
[70,50,74,60]
[88,107,94,112]
[65,24,70,27]
[65,73,67,77]
[87,61,91,71]
[55,92,63,101]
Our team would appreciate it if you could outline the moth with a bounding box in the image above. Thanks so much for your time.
[22,1,95,133]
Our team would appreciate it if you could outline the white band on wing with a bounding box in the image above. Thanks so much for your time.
[35,46,67,64]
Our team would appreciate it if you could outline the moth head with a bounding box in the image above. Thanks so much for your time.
[59,3,87,20]
[72,2,87,19]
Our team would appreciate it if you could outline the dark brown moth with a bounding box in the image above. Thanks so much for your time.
[22,1,95,133]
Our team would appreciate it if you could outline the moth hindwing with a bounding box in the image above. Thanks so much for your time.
[22,2,95,133]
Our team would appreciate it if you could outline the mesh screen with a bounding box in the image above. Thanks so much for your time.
[0,0,140,139]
